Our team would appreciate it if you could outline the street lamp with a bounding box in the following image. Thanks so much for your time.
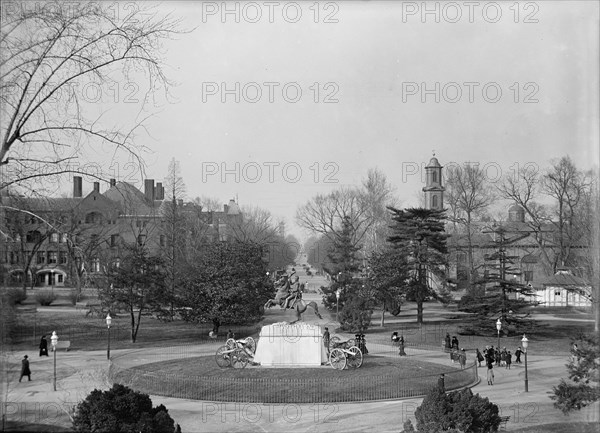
[496,318,502,349]
[336,289,341,322]
[522,334,529,392]
[50,331,58,391]
[106,313,112,360]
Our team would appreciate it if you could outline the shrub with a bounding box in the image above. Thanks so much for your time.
[35,290,57,306]
[415,385,501,433]
[4,288,27,305]
[339,296,373,332]
[72,383,178,433]
[69,289,82,305]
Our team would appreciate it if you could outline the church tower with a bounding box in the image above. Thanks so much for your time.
[422,154,444,210]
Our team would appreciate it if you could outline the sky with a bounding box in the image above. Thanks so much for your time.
[70,1,600,241]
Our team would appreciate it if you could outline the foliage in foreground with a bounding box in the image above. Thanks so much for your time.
[550,333,600,413]
[413,385,501,432]
[72,383,179,433]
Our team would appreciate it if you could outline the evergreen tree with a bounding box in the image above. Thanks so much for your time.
[321,216,362,312]
[367,247,409,325]
[551,333,600,413]
[72,384,177,433]
[458,225,540,336]
[387,208,449,324]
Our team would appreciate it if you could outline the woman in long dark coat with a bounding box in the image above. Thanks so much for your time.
[39,335,49,357]
[19,355,31,382]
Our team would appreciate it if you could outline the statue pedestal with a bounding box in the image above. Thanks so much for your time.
[253,322,328,367]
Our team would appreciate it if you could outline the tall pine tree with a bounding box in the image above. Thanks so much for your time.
[387,208,449,324]
[458,225,540,336]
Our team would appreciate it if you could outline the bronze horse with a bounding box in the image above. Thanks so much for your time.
[264,281,322,323]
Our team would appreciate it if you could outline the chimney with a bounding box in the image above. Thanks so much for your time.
[144,179,155,201]
[224,204,229,213]
[110,178,116,188]
[73,176,82,198]
[156,182,164,200]
[177,199,183,206]
[93,182,100,193]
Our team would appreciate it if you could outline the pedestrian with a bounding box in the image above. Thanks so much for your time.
[476,348,484,367]
[226,329,235,340]
[506,351,512,369]
[515,347,522,363]
[398,335,406,356]
[39,335,49,357]
[459,348,467,369]
[500,348,506,367]
[486,359,494,385]
[451,336,459,350]
[391,331,399,344]
[495,348,501,366]
[323,327,330,353]
[444,333,451,351]
[19,355,31,382]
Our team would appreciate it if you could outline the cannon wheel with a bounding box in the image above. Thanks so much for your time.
[231,348,249,369]
[329,336,341,351]
[215,346,231,368]
[329,348,347,370]
[346,346,363,368]
[225,338,236,349]
[245,337,256,354]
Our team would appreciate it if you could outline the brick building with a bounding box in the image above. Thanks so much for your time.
[0,176,241,288]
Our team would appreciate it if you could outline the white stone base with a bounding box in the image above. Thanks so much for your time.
[253,322,328,367]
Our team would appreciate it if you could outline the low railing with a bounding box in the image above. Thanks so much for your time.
[108,344,479,403]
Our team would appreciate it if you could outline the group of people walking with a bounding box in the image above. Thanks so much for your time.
[477,345,524,385]
[444,333,467,369]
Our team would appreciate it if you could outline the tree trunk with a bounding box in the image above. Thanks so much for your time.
[212,318,220,335]
[417,300,423,324]
[380,301,385,327]
[130,306,136,343]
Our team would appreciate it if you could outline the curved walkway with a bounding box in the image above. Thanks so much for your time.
[4,287,599,432]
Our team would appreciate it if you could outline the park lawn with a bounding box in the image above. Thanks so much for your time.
[113,355,475,403]
[510,422,599,432]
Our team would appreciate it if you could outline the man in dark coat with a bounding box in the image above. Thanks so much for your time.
[444,333,451,351]
[451,336,459,350]
[515,347,522,363]
[39,335,49,357]
[398,335,406,356]
[323,327,330,354]
[19,355,31,382]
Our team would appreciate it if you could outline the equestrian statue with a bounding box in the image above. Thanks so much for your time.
[264,273,322,324]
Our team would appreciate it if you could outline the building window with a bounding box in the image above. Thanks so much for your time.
[37,251,46,264]
[137,234,146,246]
[160,235,166,247]
[92,258,100,273]
[554,290,561,296]
[432,171,438,183]
[59,252,68,265]
[10,251,19,264]
[110,234,119,247]
[136,220,142,228]
[14,234,21,243]
[50,233,59,243]
[58,274,64,283]
[524,270,533,282]
[61,233,68,243]
[48,251,57,264]
[432,195,438,209]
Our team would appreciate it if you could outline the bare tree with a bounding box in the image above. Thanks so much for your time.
[192,196,222,212]
[361,168,399,258]
[296,186,373,249]
[497,164,556,274]
[445,163,495,288]
[228,205,279,244]
[0,2,184,190]
[542,156,592,268]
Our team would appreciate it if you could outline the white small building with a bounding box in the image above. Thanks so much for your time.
[535,269,592,307]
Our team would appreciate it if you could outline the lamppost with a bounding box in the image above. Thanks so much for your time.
[496,318,502,349]
[336,289,341,322]
[50,331,58,391]
[106,313,112,360]
[522,334,529,392]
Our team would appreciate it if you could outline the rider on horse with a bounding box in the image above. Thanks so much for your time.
[283,276,301,309]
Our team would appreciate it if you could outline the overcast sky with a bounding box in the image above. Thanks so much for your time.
[95,1,599,241]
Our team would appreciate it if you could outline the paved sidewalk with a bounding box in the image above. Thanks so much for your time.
[3,271,598,432]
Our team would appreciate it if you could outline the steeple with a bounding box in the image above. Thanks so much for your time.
[422,152,444,210]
